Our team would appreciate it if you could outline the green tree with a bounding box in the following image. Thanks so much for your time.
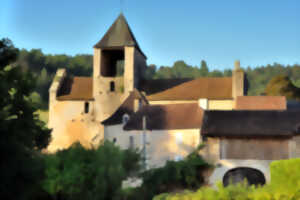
[0,38,51,199]
[209,69,223,77]
[199,60,209,77]
[145,64,157,79]
[43,141,141,200]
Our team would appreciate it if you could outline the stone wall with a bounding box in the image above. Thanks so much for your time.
[200,137,220,164]
[220,138,290,160]
[209,159,272,186]
[47,100,103,152]
[291,135,300,158]
[105,126,200,169]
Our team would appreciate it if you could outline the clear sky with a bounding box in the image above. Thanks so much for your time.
[1,0,300,70]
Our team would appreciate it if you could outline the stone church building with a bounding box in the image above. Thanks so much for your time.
[48,14,300,185]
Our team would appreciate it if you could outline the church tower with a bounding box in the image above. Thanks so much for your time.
[93,14,147,121]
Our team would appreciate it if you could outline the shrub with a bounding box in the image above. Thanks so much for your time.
[270,158,300,194]
[154,158,300,200]
[42,141,141,200]
[139,146,210,199]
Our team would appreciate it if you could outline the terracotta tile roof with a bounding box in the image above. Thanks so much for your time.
[235,96,286,110]
[57,76,93,101]
[93,13,146,58]
[101,89,148,125]
[146,77,233,101]
[138,78,192,95]
[123,103,204,131]
[201,110,300,137]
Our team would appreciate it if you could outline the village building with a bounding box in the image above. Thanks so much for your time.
[48,13,297,185]
[201,110,300,185]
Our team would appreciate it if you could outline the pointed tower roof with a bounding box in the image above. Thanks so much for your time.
[94,13,146,58]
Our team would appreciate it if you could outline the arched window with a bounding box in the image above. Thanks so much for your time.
[223,167,266,187]
[110,81,115,92]
[84,102,89,114]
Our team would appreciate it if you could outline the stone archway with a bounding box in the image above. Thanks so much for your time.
[223,167,266,187]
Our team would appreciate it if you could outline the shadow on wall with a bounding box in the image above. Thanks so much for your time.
[223,167,266,187]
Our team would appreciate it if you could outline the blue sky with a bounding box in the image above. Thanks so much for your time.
[1,0,300,70]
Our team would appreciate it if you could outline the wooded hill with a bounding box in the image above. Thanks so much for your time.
[14,48,300,108]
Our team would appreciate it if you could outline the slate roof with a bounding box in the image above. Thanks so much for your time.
[57,76,93,101]
[123,103,204,131]
[201,110,300,137]
[101,89,148,125]
[146,77,233,101]
[235,96,287,110]
[94,13,146,58]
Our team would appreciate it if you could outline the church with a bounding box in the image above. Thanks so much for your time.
[48,14,300,185]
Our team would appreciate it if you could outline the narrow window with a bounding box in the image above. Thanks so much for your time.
[110,81,115,92]
[122,114,129,125]
[129,136,134,149]
[113,138,117,143]
[84,102,89,113]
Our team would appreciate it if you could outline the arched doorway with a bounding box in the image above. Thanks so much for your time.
[223,167,266,187]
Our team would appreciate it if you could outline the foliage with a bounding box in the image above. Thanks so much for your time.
[14,49,93,108]
[136,145,210,200]
[265,75,300,100]
[36,109,49,123]
[42,141,141,200]
[154,158,300,200]
[0,38,51,199]
[270,158,300,193]
[13,48,300,109]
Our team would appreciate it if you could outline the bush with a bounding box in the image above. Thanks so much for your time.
[139,146,210,200]
[154,158,300,200]
[270,158,300,193]
[42,141,141,200]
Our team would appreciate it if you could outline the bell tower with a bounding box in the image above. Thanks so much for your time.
[93,14,147,121]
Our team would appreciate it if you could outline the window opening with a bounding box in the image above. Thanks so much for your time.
[110,81,115,92]
[101,50,124,77]
[84,102,89,114]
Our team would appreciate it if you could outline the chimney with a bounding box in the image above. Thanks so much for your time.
[232,60,244,99]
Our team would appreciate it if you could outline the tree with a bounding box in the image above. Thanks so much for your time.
[199,60,209,77]
[145,64,157,79]
[265,75,300,100]
[43,141,141,200]
[0,38,51,199]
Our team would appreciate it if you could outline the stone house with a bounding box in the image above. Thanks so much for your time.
[121,103,204,168]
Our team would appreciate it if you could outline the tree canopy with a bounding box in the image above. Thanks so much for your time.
[265,75,300,100]
[10,48,300,109]
[0,38,51,199]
